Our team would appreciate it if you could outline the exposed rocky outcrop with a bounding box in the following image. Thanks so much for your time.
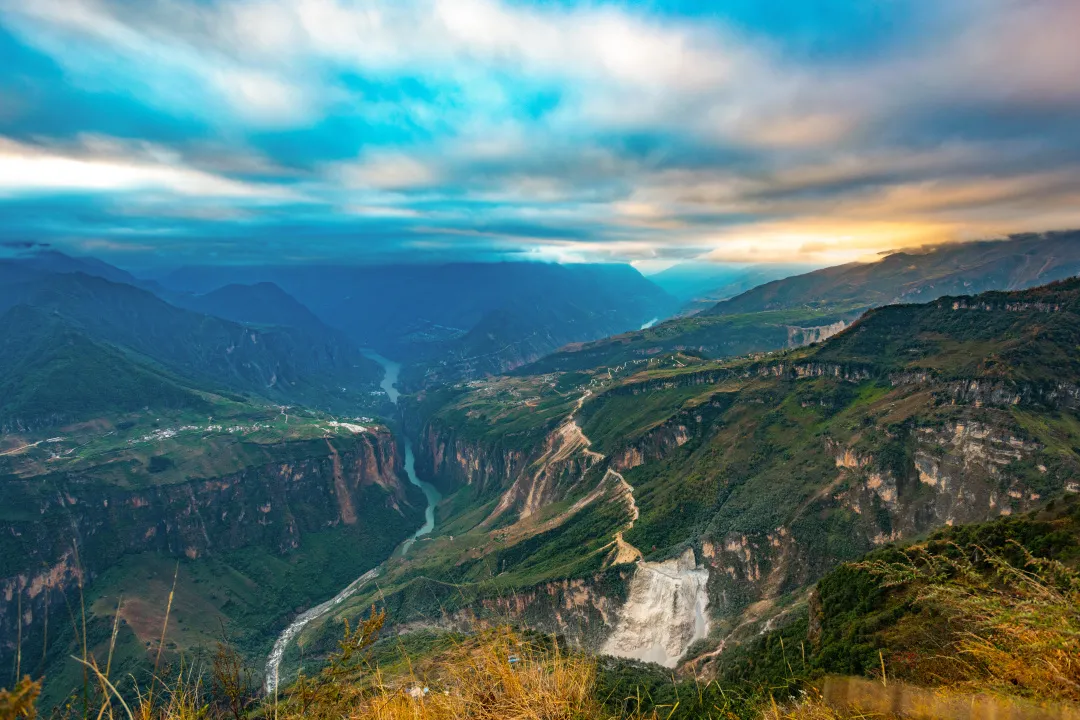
[694,419,1064,659]
[415,393,605,525]
[602,548,710,667]
[611,422,691,472]
[786,321,848,348]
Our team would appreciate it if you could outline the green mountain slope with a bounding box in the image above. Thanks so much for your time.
[0,304,208,432]
[0,272,383,415]
[569,280,1080,604]
[307,277,1080,682]
[811,279,1080,382]
[520,232,1080,376]
[715,495,1080,703]
[519,305,862,375]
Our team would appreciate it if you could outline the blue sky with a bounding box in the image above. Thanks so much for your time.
[1,0,1079,270]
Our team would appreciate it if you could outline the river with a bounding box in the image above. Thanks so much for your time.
[264,350,441,693]
[362,349,442,552]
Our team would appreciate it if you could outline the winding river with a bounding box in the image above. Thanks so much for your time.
[264,351,441,693]
[363,350,443,552]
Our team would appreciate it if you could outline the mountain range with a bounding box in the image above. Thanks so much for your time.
[0,271,384,420]
[647,262,822,310]
[2,232,1080,716]
[527,231,1080,374]
[161,261,677,383]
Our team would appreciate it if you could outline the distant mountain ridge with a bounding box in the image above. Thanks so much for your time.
[525,231,1080,373]
[0,272,383,418]
[649,262,820,304]
[162,261,678,384]
[171,281,328,330]
[4,251,679,392]
[708,230,1080,316]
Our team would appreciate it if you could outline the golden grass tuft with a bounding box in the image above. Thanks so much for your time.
[855,540,1080,703]
[335,627,604,720]
[758,691,880,720]
[0,675,42,720]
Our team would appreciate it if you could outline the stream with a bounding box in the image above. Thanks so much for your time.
[264,351,441,693]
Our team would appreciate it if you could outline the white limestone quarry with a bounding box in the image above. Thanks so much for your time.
[602,548,710,668]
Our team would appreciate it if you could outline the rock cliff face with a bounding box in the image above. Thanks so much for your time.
[611,421,692,472]
[399,571,632,650]
[0,430,415,665]
[602,549,710,667]
[415,407,601,523]
[786,321,848,348]
[694,417,1064,661]
[416,422,529,496]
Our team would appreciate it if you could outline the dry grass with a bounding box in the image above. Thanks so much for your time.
[854,540,1080,703]
[0,675,41,720]
[308,626,605,720]
[20,536,1078,720]
[758,692,882,720]
[9,616,624,720]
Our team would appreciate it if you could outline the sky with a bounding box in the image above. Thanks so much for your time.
[1,0,1079,270]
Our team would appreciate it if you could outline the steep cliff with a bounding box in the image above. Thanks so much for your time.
[0,425,424,693]
[417,420,530,497]
[373,278,1080,674]
[602,548,710,667]
[712,495,1080,700]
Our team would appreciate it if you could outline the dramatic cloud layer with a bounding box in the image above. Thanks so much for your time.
[1,0,1079,267]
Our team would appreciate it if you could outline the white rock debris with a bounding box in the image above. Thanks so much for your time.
[602,548,709,668]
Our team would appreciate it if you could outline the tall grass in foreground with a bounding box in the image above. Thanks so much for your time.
[290,624,603,720]
[7,536,1079,719]
[759,693,877,720]
[1,604,617,720]
[854,540,1080,703]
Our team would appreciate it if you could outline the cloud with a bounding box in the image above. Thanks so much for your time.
[0,0,1078,266]
[1,240,50,249]
[0,137,291,199]
[336,152,440,191]
[211,69,313,126]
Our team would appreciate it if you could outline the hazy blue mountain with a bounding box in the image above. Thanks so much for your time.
[648,262,819,304]
[162,262,677,379]
[6,249,169,294]
[172,282,330,330]
[15,249,142,284]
